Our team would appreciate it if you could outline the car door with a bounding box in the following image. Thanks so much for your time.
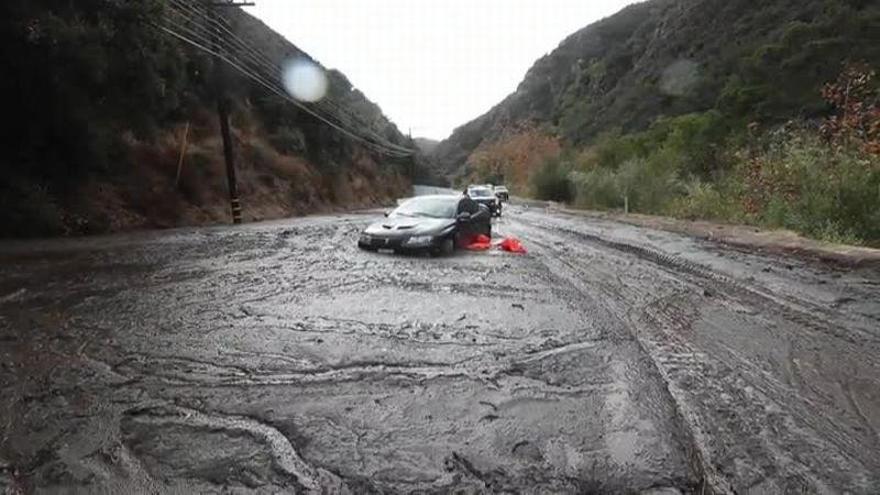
[456,197,489,244]
[456,197,481,243]
[471,202,490,225]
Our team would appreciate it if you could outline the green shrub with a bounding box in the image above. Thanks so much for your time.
[618,156,685,213]
[572,167,622,209]
[0,179,65,238]
[734,133,880,244]
[585,111,733,179]
[654,111,730,178]
[601,128,880,245]
[668,180,744,221]
[570,156,685,213]
[592,130,649,169]
[531,158,574,202]
[810,221,864,246]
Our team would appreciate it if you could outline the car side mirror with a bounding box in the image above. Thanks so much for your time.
[456,211,472,222]
[383,210,391,217]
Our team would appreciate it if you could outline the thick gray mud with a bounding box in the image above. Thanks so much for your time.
[1,214,692,493]
[0,206,878,493]
[508,207,880,493]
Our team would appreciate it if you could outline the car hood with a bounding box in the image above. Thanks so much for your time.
[363,216,455,236]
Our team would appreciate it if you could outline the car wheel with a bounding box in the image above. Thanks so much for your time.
[358,244,377,252]
[432,236,454,257]
[440,236,455,256]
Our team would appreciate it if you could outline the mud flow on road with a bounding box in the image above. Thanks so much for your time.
[1,206,879,493]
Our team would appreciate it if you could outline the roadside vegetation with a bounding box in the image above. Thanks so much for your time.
[0,0,416,238]
[470,64,880,246]
[449,0,880,246]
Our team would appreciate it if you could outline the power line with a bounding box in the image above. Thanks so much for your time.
[162,0,415,156]
[167,0,414,154]
[165,2,413,155]
[157,22,412,157]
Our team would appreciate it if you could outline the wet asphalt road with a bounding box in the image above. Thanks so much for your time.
[1,204,879,494]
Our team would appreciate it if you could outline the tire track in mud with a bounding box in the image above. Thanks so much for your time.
[516,230,732,494]
[517,213,880,345]
[9,210,873,493]
[111,340,621,398]
[508,211,880,493]
[129,217,693,492]
[122,405,351,493]
[636,291,880,473]
[114,353,497,388]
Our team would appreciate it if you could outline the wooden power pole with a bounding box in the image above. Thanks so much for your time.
[204,0,254,224]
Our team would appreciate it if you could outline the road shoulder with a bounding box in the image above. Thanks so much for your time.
[514,199,880,268]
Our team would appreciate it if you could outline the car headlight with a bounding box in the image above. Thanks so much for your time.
[404,235,434,246]
[359,234,372,243]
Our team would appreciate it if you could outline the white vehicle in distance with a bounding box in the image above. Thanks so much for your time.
[467,185,502,217]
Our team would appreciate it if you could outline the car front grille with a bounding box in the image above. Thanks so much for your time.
[367,236,403,248]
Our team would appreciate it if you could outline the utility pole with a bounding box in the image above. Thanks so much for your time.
[204,0,254,224]
[407,126,426,182]
[407,127,415,180]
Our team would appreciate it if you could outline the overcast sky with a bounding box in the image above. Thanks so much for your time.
[245,1,637,140]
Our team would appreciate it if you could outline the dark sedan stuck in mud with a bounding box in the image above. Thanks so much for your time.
[358,194,491,255]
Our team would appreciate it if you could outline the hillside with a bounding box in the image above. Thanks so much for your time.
[0,0,419,238]
[413,137,440,155]
[432,0,880,245]
[433,0,880,179]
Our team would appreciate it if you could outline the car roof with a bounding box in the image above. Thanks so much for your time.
[404,194,460,202]
[468,188,493,195]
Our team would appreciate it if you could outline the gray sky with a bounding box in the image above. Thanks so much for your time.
[246,1,637,140]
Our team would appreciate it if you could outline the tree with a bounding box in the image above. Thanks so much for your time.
[820,63,880,154]
[466,127,561,191]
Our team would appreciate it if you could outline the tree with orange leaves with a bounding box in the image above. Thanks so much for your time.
[820,63,880,155]
[466,126,561,191]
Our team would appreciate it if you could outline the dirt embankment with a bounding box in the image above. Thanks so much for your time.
[571,209,880,268]
[513,198,880,268]
[7,109,410,238]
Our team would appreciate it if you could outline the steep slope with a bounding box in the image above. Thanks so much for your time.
[433,0,880,179]
[413,138,440,155]
[0,0,416,237]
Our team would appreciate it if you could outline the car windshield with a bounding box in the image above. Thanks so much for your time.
[469,187,493,198]
[391,196,457,219]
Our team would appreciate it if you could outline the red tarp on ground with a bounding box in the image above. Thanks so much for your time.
[498,237,527,254]
[464,235,527,254]
[465,234,493,250]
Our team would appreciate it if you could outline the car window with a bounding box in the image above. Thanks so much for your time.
[468,187,493,198]
[393,196,458,218]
